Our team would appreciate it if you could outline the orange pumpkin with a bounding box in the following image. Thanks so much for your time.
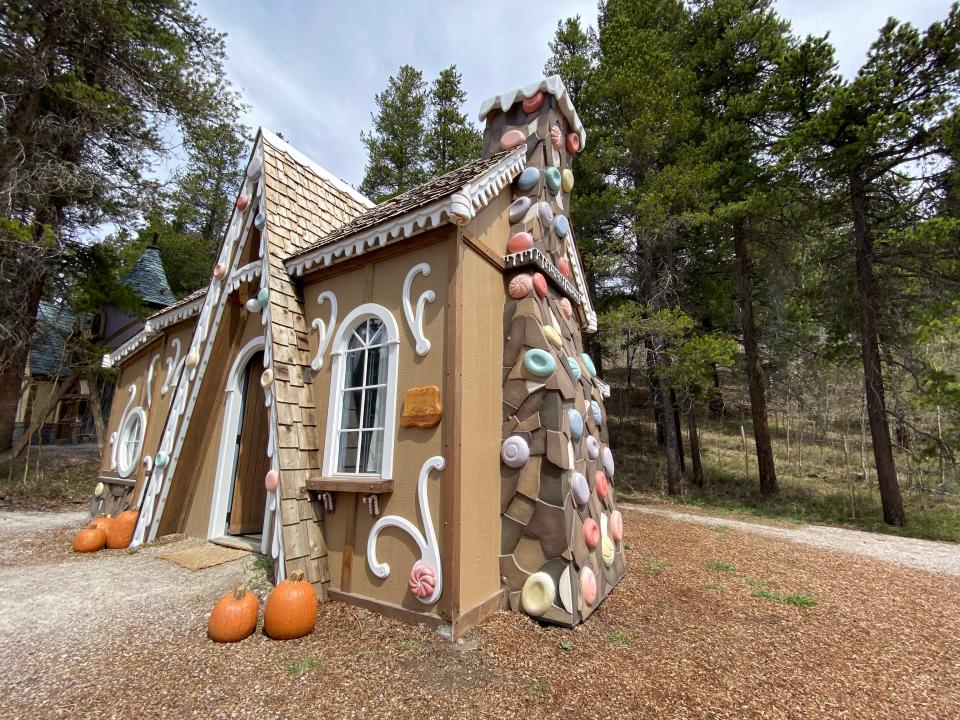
[263,570,317,640]
[208,586,259,643]
[73,527,107,553]
[106,510,138,549]
[87,514,113,533]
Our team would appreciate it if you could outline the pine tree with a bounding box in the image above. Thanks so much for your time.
[359,65,429,202]
[0,0,243,451]
[424,66,481,177]
[784,5,960,525]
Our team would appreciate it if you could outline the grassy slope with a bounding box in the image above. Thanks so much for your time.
[0,444,100,509]
[606,372,960,543]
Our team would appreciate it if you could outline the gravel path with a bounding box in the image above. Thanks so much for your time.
[627,504,960,575]
[0,507,957,719]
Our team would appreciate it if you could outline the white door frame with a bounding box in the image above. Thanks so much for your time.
[207,336,267,539]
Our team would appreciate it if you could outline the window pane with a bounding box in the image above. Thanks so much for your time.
[358,430,383,474]
[344,350,364,388]
[365,345,387,385]
[362,387,385,428]
[367,319,385,346]
[340,390,362,429]
[348,330,364,350]
[337,431,359,473]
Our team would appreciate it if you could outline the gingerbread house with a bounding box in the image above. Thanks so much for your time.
[95,76,625,637]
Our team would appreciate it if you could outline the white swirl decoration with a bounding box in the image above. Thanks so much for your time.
[146,353,160,408]
[310,291,337,371]
[367,455,444,605]
[160,338,181,396]
[402,262,435,356]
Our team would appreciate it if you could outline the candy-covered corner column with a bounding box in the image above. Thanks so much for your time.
[485,81,626,627]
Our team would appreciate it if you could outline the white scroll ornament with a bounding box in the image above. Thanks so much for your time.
[310,291,337,371]
[402,262,435,356]
[366,455,444,605]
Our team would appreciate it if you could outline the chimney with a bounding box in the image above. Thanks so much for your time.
[478,76,587,319]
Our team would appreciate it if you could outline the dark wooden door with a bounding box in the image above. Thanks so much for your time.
[228,352,269,535]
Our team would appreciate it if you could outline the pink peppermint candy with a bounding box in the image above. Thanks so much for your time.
[409,560,436,600]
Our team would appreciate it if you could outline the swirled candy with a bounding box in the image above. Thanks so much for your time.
[501,435,530,468]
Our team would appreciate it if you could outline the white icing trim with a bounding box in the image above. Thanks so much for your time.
[226,261,262,294]
[309,291,337,372]
[402,263,435,356]
[261,128,373,209]
[322,304,400,481]
[504,248,584,306]
[207,336,266,540]
[285,147,527,278]
[134,147,263,546]
[478,75,586,149]
[564,230,598,333]
[366,455,445,605]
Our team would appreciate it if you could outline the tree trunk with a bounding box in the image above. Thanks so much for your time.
[732,220,778,497]
[671,389,685,474]
[0,275,46,451]
[87,373,106,446]
[687,404,703,486]
[849,172,905,525]
[12,373,79,457]
[708,363,724,417]
[659,375,683,495]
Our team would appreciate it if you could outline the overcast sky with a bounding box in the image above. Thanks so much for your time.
[194,1,955,190]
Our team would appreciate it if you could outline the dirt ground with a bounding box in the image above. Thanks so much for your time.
[0,506,957,720]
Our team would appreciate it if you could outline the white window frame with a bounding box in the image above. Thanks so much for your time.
[116,406,146,479]
[323,303,400,480]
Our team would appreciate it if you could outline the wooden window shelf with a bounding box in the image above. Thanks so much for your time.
[97,475,136,487]
[304,476,394,494]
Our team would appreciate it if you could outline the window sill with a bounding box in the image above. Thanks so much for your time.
[305,476,394,494]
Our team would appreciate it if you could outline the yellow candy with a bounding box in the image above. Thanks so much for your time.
[601,536,616,567]
[561,168,575,192]
[543,325,563,350]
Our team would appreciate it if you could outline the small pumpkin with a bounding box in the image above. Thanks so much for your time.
[106,510,138,549]
[263,570,318,640]
[87,514,113,534]
[208,586,259,643]
[73,527,106,553]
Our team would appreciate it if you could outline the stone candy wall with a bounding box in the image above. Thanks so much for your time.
[489,89,626,626]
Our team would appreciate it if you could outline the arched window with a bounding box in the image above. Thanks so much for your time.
[323,304,400,479]
[117,406,146,478]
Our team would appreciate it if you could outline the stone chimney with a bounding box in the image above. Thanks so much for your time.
[481,78,624,628]
[478,77,585,280]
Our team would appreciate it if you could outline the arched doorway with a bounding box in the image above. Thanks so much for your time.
[225,350,269,536]
[208,337,269,544]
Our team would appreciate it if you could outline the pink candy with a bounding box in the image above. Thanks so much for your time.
[409,561,437,600]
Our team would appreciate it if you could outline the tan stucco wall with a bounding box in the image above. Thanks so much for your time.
[303,230,451,616]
